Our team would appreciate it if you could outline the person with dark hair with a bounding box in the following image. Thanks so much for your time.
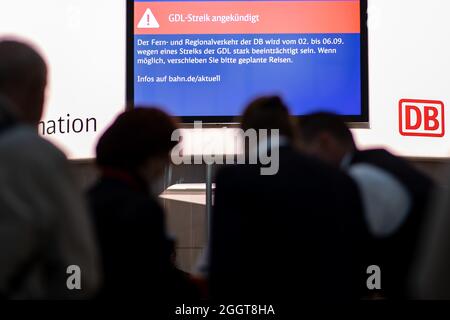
[209,97,366,300]
[0,39,100,299]
[297,112,355,166]
[297,112,435,299]
[88,108,197,300]
[241,96,295,139]
[95,107,178,177]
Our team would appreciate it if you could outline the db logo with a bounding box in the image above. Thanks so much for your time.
[399,99,445,137]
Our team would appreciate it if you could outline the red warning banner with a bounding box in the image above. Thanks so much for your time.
[134,1,361,35]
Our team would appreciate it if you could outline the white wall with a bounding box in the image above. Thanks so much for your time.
[0,0,126,158]
[0,0,449,159]
[355,0,450,158]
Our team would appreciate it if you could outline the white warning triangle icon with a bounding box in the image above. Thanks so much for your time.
[137,8,160,29]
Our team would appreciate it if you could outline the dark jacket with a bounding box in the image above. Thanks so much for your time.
[210,146,368,301]
[88,170,197,300]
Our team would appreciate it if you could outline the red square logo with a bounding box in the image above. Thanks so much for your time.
[399,99,445,137]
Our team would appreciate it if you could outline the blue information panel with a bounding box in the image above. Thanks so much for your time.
[130,0,367,122]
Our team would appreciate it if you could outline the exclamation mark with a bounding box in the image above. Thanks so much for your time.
[147,14,150,26]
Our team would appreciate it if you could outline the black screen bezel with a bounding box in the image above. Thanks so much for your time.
[126,0,369,124]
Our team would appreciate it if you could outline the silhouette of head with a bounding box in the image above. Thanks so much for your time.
[241,96,295,140]
[96,108,178,182]
[0,40,47,126]
[297,112,356,167]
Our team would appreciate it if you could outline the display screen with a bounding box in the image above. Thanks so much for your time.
[128,0,368,122]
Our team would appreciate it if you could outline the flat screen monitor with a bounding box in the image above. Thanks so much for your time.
[127,0,368,123]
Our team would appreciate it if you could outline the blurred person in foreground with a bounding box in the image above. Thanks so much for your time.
[414,181,450,300]
[89,108,199,300]
[0,39,100,299]
[297,112,434,299]
[209,96,368,301]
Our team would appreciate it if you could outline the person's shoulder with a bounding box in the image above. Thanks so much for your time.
[89,178,163,217]
[285,147,345,177]
[360,148,390,155]
[215,163,259,187]
[0,125,67,162]
[117,192,165,226]
[215,147,343,182]
[288,149,359,192]
[356,148,400,163]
